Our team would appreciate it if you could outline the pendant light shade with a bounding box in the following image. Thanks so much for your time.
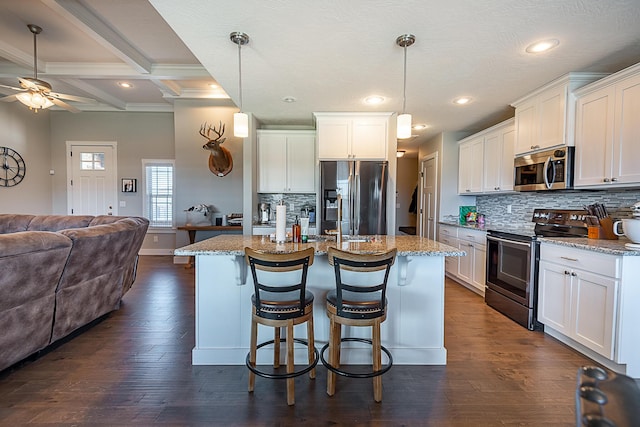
[230,32,250,138]
[396,34,415,140]
[233,112,249,138]
[397,113,412,139]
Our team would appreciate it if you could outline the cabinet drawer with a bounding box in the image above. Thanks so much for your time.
[458,228,486,246]
[439,225,458,239]
[540,243,620,278]
[439,236,458,249]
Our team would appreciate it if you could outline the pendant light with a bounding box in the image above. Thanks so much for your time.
[396,34,415,139]
[230,32,250,138]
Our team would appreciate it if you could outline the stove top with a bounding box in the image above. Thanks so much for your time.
[487,209,589,240]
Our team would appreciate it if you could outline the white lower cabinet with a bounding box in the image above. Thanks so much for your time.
[439,224,485,295]
[538,243,640,378]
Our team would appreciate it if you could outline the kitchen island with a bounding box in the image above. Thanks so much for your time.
[174,235,463,366]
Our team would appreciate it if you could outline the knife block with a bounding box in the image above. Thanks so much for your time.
[595,217,618,240]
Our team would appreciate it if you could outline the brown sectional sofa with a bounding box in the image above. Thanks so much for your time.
[0,214,149,372]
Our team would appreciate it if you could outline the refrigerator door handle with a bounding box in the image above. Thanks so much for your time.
[348,165,354,236]
[354,171,361,235]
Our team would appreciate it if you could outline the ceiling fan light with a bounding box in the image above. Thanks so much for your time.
[234,112,249,138]
[397,113,412,139]
[16,91,53,111]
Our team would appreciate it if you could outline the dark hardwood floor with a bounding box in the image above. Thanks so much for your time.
[0,255,600,426]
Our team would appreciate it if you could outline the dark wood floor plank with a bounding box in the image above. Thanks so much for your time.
[0,255,602,425]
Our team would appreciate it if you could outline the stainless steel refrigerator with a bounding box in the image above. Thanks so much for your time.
[320,160,387,235]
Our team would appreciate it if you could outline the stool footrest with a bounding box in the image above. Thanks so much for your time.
[246,338,319,380]
[320,337,393,379]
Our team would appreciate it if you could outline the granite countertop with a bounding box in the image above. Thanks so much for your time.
[539,237,640,256]
[174,234,465,257]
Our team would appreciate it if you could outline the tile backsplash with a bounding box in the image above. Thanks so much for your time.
[257,193,316,224]
[476,189,640,227]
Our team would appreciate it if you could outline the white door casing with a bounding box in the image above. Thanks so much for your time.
[66,141,118,216]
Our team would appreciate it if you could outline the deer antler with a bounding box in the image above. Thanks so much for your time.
[211,121,225,141]
[199,122,209,139]
[199,121,225,142]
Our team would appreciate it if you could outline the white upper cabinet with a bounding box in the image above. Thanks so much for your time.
[458,136,484,194]
[257,130,316,193]
[511,73,607,155]
[482,119,515,193]
[574,63,640,188]
[457,118,515,195]
[314,112,392,160]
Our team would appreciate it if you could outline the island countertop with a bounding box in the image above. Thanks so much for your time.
[174,234,464,257]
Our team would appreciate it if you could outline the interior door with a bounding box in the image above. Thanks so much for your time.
[420,154,438,240]
[67,142,117,216]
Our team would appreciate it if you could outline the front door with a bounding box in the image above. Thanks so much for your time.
[66,142,117,215]
[420,153,438,240]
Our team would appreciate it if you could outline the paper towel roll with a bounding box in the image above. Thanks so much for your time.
[275,205,287,243]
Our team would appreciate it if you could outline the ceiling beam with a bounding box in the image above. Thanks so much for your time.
[0,40,47,73]
[58,78,127,110]
[41,0,153,74]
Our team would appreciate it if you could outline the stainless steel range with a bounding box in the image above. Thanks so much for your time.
[485,209,589,330]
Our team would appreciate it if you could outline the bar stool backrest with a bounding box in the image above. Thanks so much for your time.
[244,247,315,319]
[327,247,397,319]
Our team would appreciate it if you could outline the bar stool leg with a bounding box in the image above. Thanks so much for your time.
[327,316,341,396]
[372,319,382,402]
[286,320,295,406]
[274,327,281,368]
[307,314,316,379]
[248,316,258,392]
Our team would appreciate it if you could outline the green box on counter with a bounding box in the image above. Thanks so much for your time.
[459,206,476,223]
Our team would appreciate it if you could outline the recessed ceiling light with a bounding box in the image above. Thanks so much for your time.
[117,82,133,88]
[282,96,297,103]
[525,39,559,53]
[365,95,385,105]
[453,96,472,105]
[209,83,219,89]
[412,124,428,130]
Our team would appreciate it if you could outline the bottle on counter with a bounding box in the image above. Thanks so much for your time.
[300,216,309,243]
[293,216,301,243]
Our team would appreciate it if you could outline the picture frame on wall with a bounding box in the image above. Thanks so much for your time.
[122,178,137,193]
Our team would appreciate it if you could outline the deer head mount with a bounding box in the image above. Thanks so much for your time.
[200,121,233,177]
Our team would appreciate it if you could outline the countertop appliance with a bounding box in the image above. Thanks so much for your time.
[514,147,574,191]
[485,209,588,330]
[258,203,270,224]
[320,160,387,236]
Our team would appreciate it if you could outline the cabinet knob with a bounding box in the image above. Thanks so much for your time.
[603,178,610,182]
[571,272,577,277]
[466,189,470,192]
[564,270,570,275]
[495,187,500,190]
[611,177,618,182]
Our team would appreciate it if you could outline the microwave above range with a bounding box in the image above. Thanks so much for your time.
[514,147,574,192]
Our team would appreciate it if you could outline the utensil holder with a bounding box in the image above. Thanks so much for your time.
[598,217,618,240]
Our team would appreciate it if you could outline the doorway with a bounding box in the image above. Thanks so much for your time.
[419,153,438,240]
[66,142,118,216]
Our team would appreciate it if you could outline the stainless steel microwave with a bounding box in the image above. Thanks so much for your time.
[514,147,574,191]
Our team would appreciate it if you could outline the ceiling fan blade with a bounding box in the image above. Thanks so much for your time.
[0,94,19,103]
[49,96,81,113]
[18,77,40,90]
[49,91,97,104]
[0,83,25,92]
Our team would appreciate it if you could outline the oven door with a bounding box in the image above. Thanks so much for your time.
[485,235,536,307]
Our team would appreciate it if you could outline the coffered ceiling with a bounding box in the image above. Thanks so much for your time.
[1,0,640,155]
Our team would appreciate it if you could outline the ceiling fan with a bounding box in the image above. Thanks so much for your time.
[0,24,96,113]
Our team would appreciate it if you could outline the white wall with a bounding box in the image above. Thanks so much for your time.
[0,103,52,214]
[173,100,244,248]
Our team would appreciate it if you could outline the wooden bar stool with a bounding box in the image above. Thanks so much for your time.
[320,247,397,402]
[244,247,319,406]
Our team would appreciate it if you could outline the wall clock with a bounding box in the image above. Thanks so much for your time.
[0,146,26,187]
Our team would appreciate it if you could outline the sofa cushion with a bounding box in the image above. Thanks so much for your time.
[28,215,94,232]
[0,214,35,234]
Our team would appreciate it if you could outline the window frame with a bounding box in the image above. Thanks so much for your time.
[142,159,175,229]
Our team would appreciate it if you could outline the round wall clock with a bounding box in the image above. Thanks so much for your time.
[0,146,26,187]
